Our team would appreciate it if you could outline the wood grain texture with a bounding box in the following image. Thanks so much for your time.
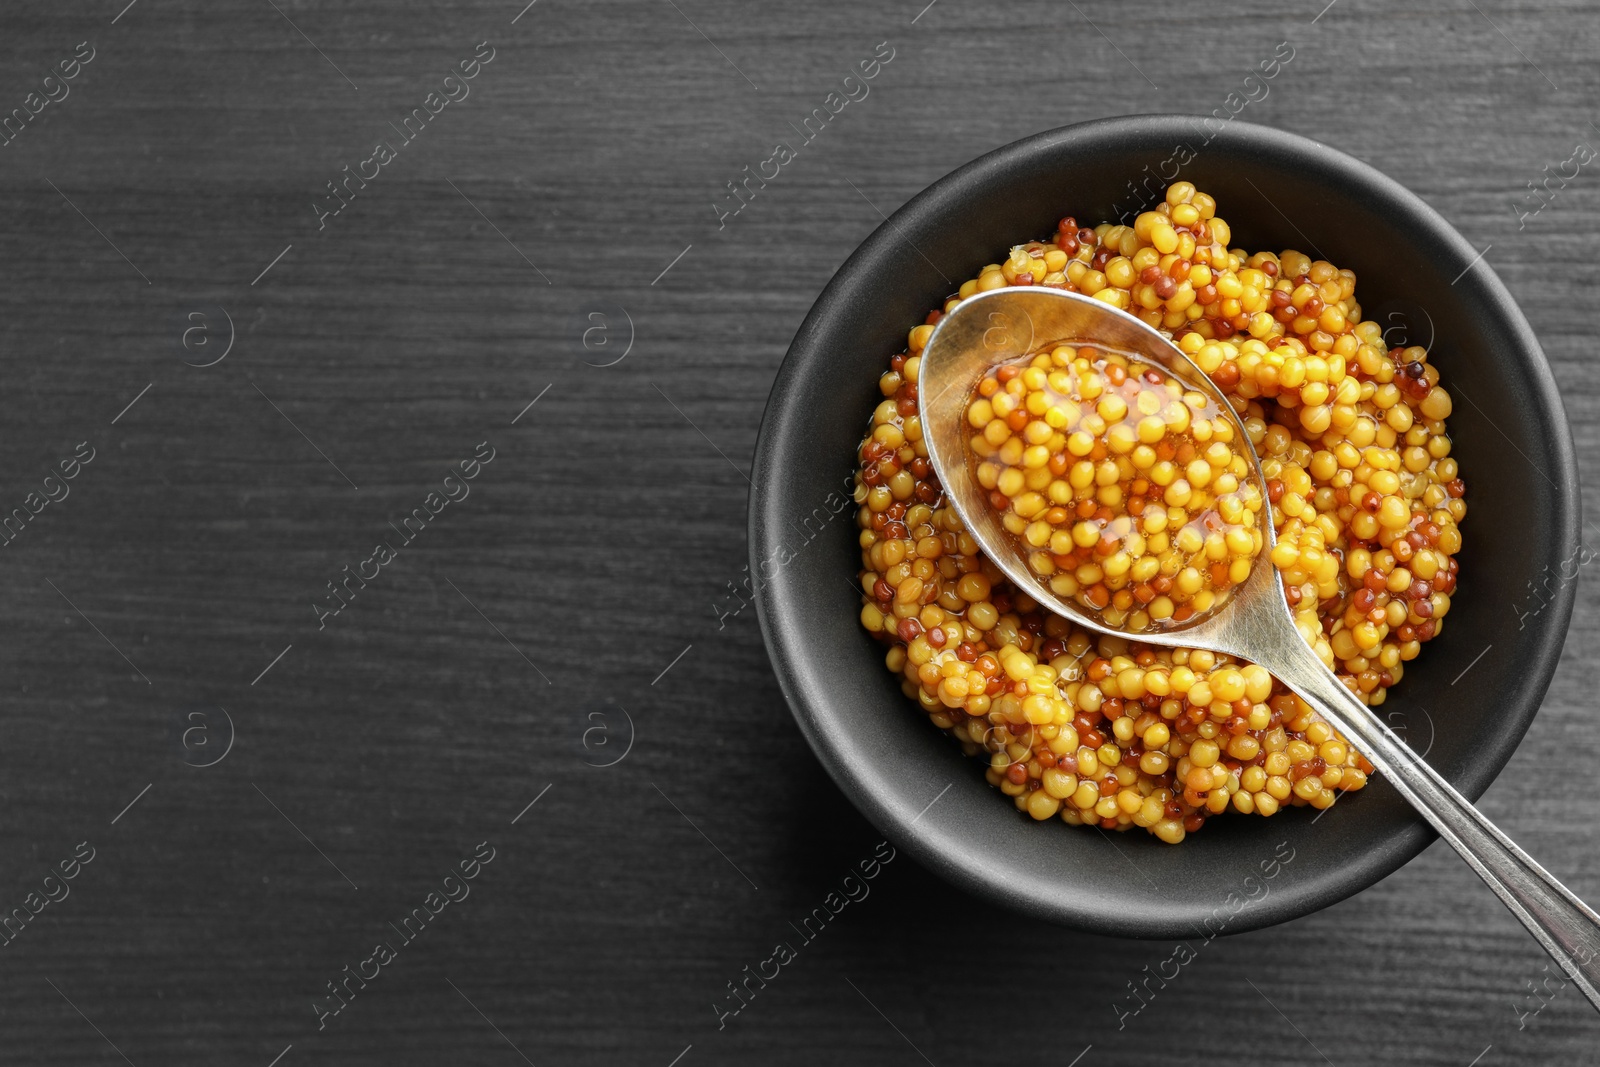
[0,0,1597,1063]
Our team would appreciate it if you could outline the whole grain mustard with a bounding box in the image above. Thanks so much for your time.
[853,182,1464,843]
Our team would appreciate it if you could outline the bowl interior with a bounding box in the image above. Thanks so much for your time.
[751,115,1579,938]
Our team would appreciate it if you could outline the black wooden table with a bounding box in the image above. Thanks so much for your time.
[1,1,1596,1064]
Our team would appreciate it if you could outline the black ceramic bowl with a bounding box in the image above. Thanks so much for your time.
[750,115,1579,938]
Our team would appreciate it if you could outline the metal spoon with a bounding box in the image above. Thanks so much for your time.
[920,286,1600,1007]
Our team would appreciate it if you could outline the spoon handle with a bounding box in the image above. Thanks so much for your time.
[1269,635,1600,1011]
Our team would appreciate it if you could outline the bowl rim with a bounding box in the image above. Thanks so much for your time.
[749,114,1581,936]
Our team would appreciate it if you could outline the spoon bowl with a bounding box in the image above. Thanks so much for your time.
[920,286,1287,655]
[920,285,1600,1010]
